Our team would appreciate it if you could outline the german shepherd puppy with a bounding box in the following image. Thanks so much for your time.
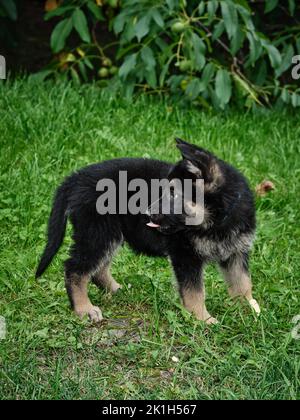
[36,138,260,324]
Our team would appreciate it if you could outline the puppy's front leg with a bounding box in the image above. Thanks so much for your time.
[219,253,261,315]
[171,255,218,325]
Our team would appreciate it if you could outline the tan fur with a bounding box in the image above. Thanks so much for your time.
[181,286,217,324]
[194,232,254,261]
[186,159,224,192]
[93,265,122,293]
[67,274,103,322]
[221,256,253,299]
[221,258,261,314]
[205,161,224,192]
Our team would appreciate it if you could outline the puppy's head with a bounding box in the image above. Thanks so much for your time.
[147,138,224,234]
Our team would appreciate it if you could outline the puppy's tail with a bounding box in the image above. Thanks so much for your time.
[35,184,69,278]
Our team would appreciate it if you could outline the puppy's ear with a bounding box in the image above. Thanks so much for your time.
[175,137,192,147]
[176,138,214,181]
[175,137,211,163]
[185,160,203,178]
[176,138,223,189]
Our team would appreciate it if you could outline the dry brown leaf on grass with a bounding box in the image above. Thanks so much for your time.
[255,180,275,197]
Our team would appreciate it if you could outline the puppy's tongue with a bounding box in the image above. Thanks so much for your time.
[147,222,160,228]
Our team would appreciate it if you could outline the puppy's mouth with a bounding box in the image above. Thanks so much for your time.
[146,221,160,228]
[146,219,173,234]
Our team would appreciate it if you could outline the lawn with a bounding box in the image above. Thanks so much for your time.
[0,79,299,400]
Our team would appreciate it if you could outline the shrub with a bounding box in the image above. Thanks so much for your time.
[15,1,300,109]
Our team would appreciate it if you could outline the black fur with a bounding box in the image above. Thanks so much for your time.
[36,139,256,321]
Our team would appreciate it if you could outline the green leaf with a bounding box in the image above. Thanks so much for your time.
[288,0,296,15]
[113,12,127,34]
[198,1,206,16]
[83,57,94,70]
[167,75,185,92]
[78,61,88,82]
[281,88,290,104]
[51,18,73,53]
[254,60,267,86]
[202,62,215,86]
[72,8,91,43]
[45,5,75,21]
[264,43,282,69]
[159,56,173,87]
[87,1,104,21]
[123,18,136,42]
[215,69,232,107]
[265,0,279,13]
[291,92,300,107]
[155,37,168,52]
[207,0,218,22]
[220,0,238,40]
[135,15,150,42]
[186,78,205,100]
[276,44,294,77]
[151,9,164,28]
[119,54,137,80]
[70,68,81,85]
[233,73,260,104]
[166,0,176,11]
[124,81,135,100]
[191,33,206,71]
[145,69,157,89]
[141,47,156,71]
[246,32,262,66]
[212,21,225,41]
[233,0,251,12]
[0,0,17,20]
[28,70,53,83]
[237,3,254,30]
[230,28,245,55]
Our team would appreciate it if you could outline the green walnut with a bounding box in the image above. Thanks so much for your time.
[109,66,118,75]
[179,60,193,72]
[180,79,188,91]
[102,58,112,68]
[98,67,109,78]
[171,21,186,33]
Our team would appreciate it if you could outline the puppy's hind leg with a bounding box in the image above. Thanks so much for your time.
[220,253,261,315]
[92,261,122,294]
[65,272,103,322]
[90,238,122,293]
[64,219,116,322]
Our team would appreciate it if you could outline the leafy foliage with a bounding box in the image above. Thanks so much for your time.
[0,0,17,20]
[0,0,18,47]
[7,1,300,109]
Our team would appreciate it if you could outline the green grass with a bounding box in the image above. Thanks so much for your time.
[0,79,299,400]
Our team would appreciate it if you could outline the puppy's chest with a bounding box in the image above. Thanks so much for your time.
[192,232,254,261]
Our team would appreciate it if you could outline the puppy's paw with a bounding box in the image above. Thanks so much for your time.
[205,316,219,325]
[88,306,103,322]
[248,299,261,315]
[76,305,103,323]
[110,282,122,294]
